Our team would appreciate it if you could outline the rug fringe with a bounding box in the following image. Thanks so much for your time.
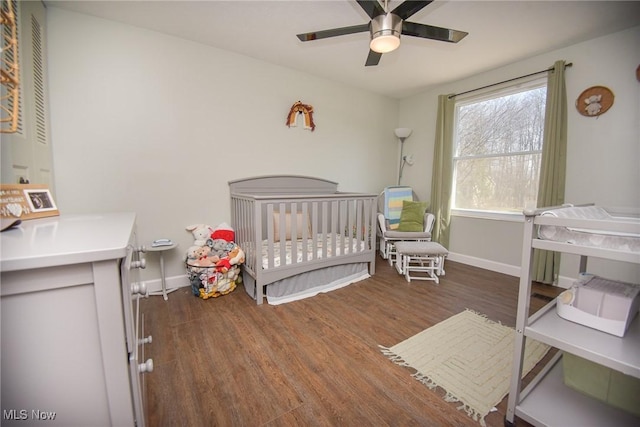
[411,372,437,390]
[465,308,504,326]
[444,390,487,426]
[452,398,487,427]
[379,345,411,367]
[412,372,487,426]
[464,308,487,318]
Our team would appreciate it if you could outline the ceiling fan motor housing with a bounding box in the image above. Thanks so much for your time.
[296,1,467,66]
[370,13,402,52]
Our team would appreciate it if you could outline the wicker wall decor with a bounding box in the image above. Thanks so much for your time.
[286,101,315,131]
[575,86,614,117]
[0,0,20,133]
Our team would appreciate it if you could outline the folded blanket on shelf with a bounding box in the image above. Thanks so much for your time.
[538,205,640,252]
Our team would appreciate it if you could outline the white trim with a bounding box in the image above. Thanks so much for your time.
[454,149,542,162]
[556,275,574,289]
[448,252,520,277]
[451,208,524,223]
[141,274,189,294]
[448,251,571,289]
[455,75,547,104]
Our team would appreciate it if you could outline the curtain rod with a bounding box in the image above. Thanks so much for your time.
[447,62,572,99]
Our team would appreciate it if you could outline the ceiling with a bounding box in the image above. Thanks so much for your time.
[45,0,640,99]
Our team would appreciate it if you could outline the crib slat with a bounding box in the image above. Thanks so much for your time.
[278,203,287,268]
[331,201,338,258]
[302,203,309,263]
[290,202,298,265]
[311,202,318,261]
[267,204,275,269]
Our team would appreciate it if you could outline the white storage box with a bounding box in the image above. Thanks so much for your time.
[556,275,640,337]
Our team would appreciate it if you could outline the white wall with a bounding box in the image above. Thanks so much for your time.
[46,8,399,284]
[399,26,640,283]
[46,8,640,286]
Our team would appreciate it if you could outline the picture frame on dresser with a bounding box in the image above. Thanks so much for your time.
[24,187,57,212]
[0,184,59,221]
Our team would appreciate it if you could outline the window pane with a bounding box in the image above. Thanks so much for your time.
[454,153,541,213]
[456,87,546,157]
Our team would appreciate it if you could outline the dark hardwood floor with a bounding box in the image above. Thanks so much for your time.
[140,258,561,427]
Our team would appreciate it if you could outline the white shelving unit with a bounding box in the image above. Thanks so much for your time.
[505,208,640,426]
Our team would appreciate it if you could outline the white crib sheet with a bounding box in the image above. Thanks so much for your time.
[261,233,366,269]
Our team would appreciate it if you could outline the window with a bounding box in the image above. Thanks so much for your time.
[452,78,547,215]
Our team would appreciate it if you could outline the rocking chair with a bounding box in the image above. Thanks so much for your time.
[377,186,435,265]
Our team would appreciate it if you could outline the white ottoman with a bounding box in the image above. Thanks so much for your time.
[394,241,448,283]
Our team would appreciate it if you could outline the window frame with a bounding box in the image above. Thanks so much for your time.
[450,76,548,220]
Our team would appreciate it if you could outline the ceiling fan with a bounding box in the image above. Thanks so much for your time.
[296,0,468,66]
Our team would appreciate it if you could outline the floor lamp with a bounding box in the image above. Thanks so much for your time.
[395,127,413,185]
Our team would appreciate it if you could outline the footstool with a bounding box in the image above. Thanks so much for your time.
[394,241,448,284]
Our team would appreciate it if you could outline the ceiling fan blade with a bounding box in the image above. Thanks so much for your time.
[297,23,370,41]
[365,50,382,67]
[402,21,468,43]
[356,0,385,19]
[391,1,433,20]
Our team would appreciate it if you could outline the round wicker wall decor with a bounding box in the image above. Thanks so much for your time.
[575,86,614,117]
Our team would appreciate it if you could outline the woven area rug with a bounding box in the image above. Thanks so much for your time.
[380,309,549,426]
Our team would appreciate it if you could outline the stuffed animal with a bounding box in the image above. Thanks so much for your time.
[186,224,214,246]
[193,255,220,267]
[211,222,235,242]
[227,246,245,266]
[186,246,202,261]
[208,238,234,258]
[192,246,210,260]
[226,266,240,282]
[187,246,220,267]
[215,258,231,273]
[584,94,602,116]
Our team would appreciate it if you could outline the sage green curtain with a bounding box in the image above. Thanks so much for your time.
[430,94,455,248]
[532,60,568,284]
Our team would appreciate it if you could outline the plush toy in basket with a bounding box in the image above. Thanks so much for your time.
[185,223,244,299]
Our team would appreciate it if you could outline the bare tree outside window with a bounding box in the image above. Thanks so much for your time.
[453,82,547,213]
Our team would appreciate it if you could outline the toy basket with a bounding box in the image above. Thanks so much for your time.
[184,223,244,300]
[186,262,240,300]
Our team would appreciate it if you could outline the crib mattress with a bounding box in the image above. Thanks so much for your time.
[538,206,640,253]
[261,233,366,269]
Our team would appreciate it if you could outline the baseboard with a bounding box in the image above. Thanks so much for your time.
[447,252,520,277]
[555,276,573,289]
[139,274,189,295]
[448,252,571,289]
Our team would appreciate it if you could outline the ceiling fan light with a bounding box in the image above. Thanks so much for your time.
[370,35,400,53]
[369,13,402,54]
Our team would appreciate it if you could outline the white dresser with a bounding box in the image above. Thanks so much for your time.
[1,213,151,426]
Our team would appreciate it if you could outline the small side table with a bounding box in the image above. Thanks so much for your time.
[146,241,179,300]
